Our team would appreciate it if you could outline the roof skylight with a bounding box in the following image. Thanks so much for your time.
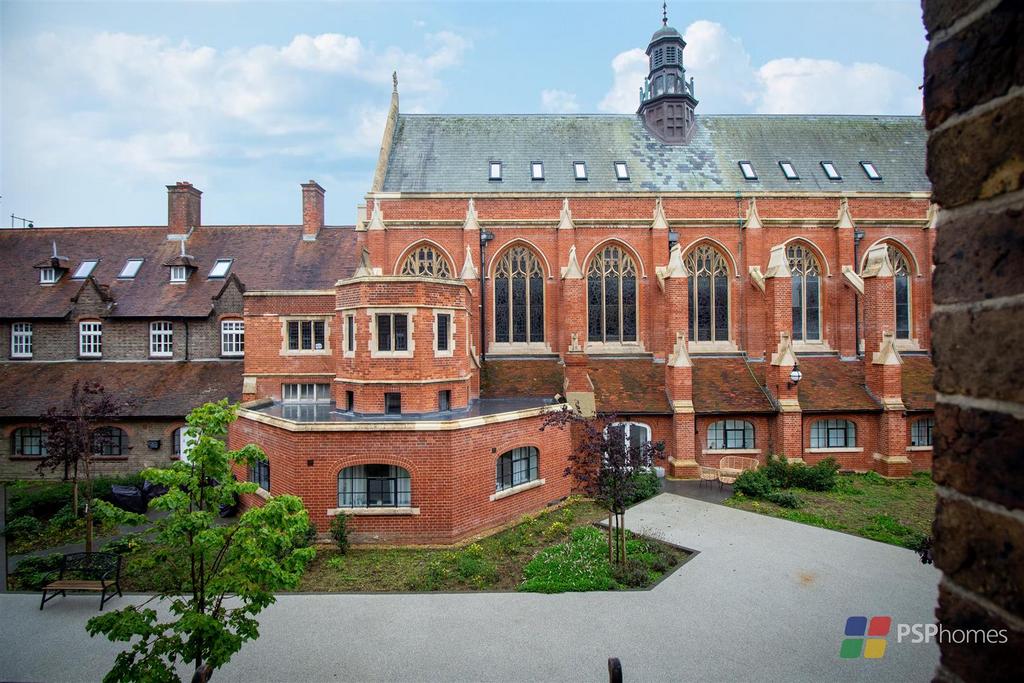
[208,259,233,278]
[779,161,799,180]
[738,161,757,180]
[821,161,842,180]
[860,161,881,180]
[573,162,587,180]
[118,258,143,279]
[489,161,502,181]
[72,260,98,279]
[531,162,544,181]
[614,161,630,181]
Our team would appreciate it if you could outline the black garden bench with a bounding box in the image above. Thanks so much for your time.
[39,551,123,611]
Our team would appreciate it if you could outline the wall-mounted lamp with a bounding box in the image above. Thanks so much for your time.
[480,230,495,245]
[668,230,679,247]
[787,364,803,389]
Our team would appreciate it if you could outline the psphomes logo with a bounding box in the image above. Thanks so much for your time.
[840,616,891,659]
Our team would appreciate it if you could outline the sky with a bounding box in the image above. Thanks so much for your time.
[0,0,928,228]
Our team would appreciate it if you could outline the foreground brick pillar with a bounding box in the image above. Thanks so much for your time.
[461,199,482,363]
[663,245,696,477]
[560,244,586,356]
[923,0,1024,679]
[768,332,803,462]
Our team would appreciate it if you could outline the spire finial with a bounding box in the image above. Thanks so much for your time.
[662,2,668,26]
[392,71,398,93]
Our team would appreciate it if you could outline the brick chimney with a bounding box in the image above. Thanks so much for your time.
[301,180,325,240]
[167,182,201,236]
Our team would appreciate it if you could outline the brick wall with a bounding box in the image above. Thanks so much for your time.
[923,0,1024,679]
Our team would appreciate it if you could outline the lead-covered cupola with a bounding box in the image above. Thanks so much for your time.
[638,3,698,144]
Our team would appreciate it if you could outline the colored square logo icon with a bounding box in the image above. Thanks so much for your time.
[868,616,892,637]
[864,639,887,659]
[840,638,864,659]
[845,616,867,636]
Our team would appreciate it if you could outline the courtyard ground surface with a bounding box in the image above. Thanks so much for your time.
[0,492,940,682]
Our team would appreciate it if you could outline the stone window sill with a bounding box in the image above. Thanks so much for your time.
[327,507,420,517]
[702,448,761,455]
[806,447,863,453]
[9,455,45,461]
[906,445,933,452]
[254,487,271,501]
[489,478,545,502]
[92,456,129,462]
[688,341,739,354]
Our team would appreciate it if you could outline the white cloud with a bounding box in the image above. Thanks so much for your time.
[598,21,920,115]
[597,48,647,113]
[540,89,580,113]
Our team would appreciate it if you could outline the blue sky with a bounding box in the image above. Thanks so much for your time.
[1,1,927,227]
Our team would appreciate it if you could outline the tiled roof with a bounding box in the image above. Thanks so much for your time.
[480,358,564,399]
[0,361,242,418]
[797,356,880,412]
[586,359,670,414]
[692,357,775,414]
[901,355,935,411]
[0,226,358,319]
[383,114,928,193]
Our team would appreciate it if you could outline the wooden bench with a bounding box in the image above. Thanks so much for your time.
[717,456,760,488]
[40,552,123,611]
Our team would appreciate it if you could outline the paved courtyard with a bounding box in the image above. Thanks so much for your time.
[0,493,940,682]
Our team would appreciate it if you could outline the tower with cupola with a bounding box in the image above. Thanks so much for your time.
[638,3,698,143]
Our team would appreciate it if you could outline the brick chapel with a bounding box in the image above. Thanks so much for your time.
[1,12,935,543]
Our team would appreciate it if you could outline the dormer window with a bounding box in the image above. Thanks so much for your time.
[614,162,630,181]
[170,266,188,283]
[531,162,544,181]
[573,162,588,180]
[39,267,58,284]
[821,161,842,180]
[208,259,232,278]
[118,259,143,279]
[779,161,799,180]
[72,260,98,279]
[489,161,502,181]
[739,161,757,180]
[860,161,881,180]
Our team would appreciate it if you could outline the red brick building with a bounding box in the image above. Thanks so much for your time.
[226,18,936,543]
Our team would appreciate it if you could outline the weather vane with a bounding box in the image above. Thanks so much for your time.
[662,2,668,26]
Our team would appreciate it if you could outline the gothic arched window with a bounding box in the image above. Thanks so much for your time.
[587,245,638,343]
[787,244,822,342]
[400,245,452,278]
[889,246,912,339]
[494,246,545,343]
[684,244,730,342]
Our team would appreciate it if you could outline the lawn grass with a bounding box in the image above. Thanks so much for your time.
[725,471,935,549]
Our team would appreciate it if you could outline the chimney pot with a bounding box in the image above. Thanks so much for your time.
[301,180,326,240]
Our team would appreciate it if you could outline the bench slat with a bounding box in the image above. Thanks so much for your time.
[45,580,106,590]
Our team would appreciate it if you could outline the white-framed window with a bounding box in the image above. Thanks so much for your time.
[435,311,454,356]
[39,267,59,284]
[779,161,799,180]
[810,419,856,448]
[172,426,197,462]
[221,319,245,356]
[860,161,881,180]
[338,464,411,508]
[79,321,102,357]
[282,383,332,403]
[573,161,587,180]
[149,321,173,357]
[344,313,356,357]
[11,322,33,358]
[614,161,629,180]
[738,161,757,180]
[118,259,143,279]
[72,260,98,279]
[821,161,841,180]
[607,421,652,450]
[208,259,232,278]
[170,266,188,283]
[496,446,539,492]
[531,161,544,180]
[911,417,934,447]
[489,161,502,181]
[707,420,755,449]
[287,320,326,351]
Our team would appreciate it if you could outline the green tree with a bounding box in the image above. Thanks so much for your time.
[86,400,315,683]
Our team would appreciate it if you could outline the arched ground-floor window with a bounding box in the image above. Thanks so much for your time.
[249,460,270,491]
[338,464,411,508]
[707,420,754,449]
[495,446,539,492]
[810,419,856,448]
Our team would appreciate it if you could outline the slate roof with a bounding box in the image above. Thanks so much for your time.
[0,361,242,418]
[586,359,670,414]
[0,226,359,319]
[901,355,935,412]
[480,358,564,399]
[691,357,775,414]
[382,114,928,194]
[797,356,881,412]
